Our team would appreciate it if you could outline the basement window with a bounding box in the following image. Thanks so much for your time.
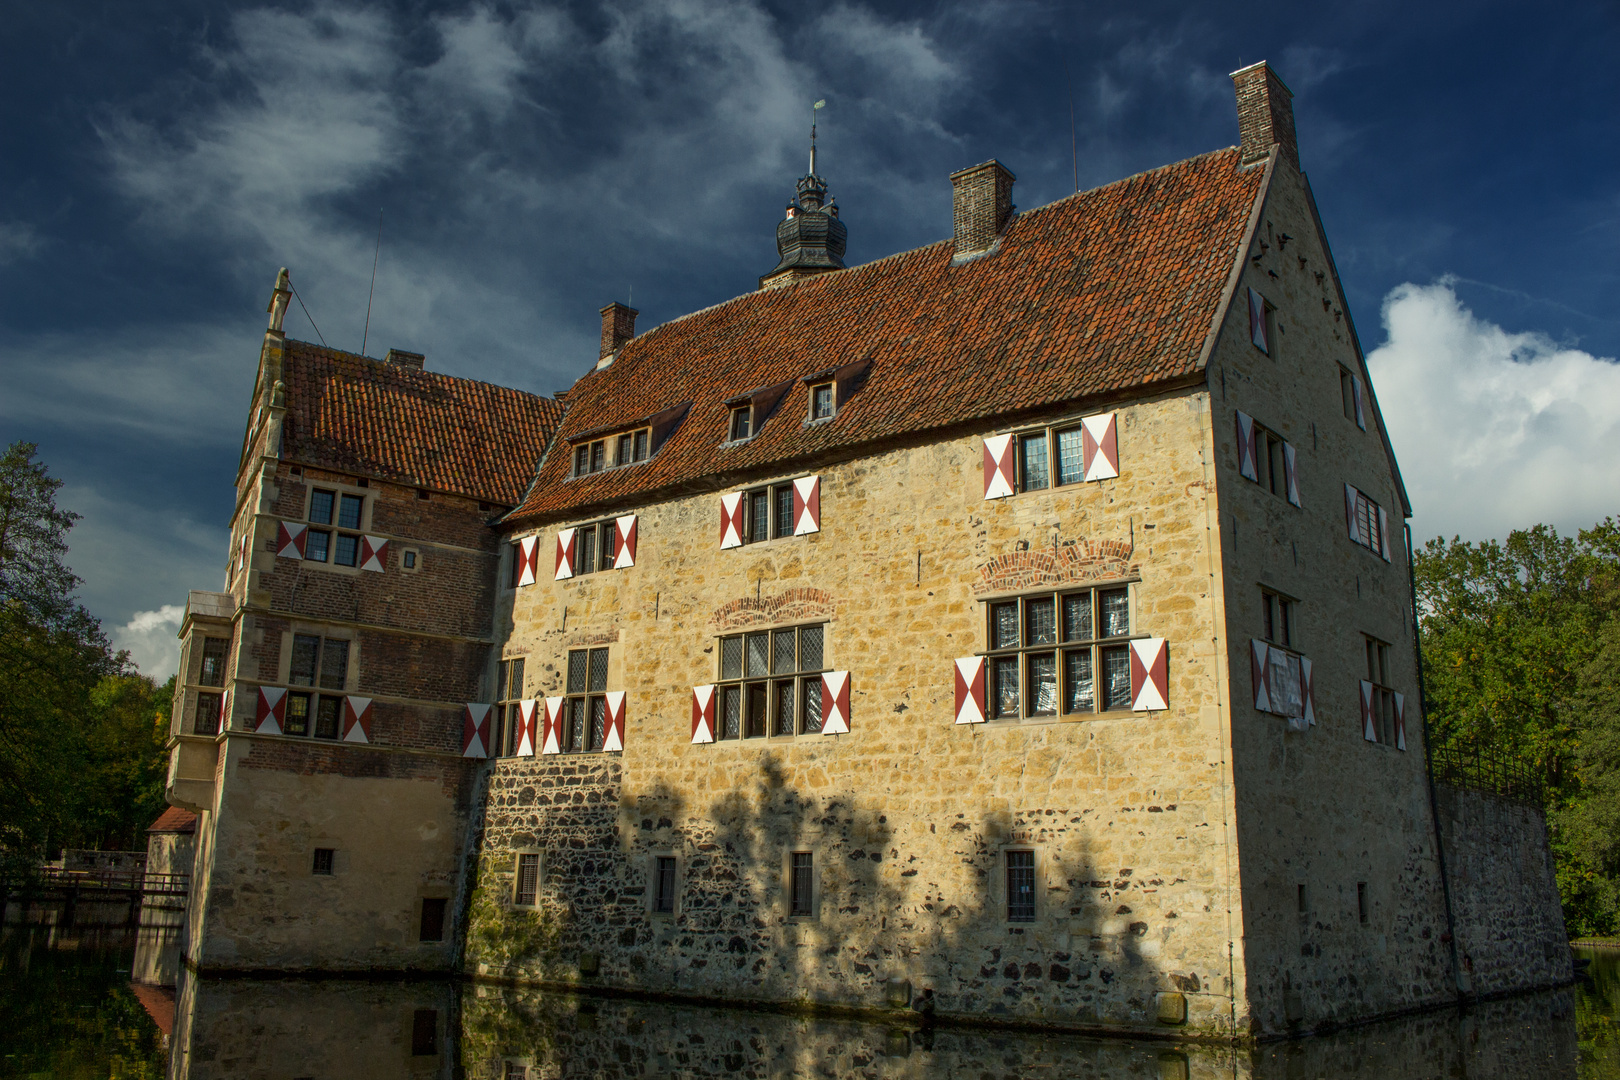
[1357,882,1369,924]
[1006,850,1036,922]
[418,898,447,942]
[653,856,678,915]
[789,851,815,917]
[513,852,542,907]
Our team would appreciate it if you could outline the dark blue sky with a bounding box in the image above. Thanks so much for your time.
[3,0,1617,676]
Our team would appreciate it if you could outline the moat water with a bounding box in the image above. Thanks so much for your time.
[5,932,1620,1078]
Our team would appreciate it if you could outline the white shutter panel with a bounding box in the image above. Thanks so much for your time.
[1235,411,1257,481]
[1283,441,1300,506]
[1250,640,1271,712]
[954,657,986,724]
[1248,288,1269,353]
[1378,506,1392,561]
[719,493,744,549]
[1351,375,1366,430]
[792,476,821,535]
[554,529,576,580]
[982,434,1015,499]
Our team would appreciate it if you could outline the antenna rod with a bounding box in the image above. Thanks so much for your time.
[1065,62,1078,194]
[361,208,382,356]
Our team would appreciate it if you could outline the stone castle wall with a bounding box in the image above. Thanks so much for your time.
[476,386,1246,1036]
[1438,785,1571,995]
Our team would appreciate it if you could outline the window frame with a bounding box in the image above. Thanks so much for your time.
[493,656,526,758]
[787,850,817,919]
[512,850,543,908]
[1260,588,1297,650]
[570,519,620,575]
[1001,422,1096,493]
[808,382,836,422]
[312,848,335,876]
[736,481,798,545]
[198,636,229,687]
[1248,419,1289,501]
[980,585,1138,722]
[303,486,368,567]
[193,692,222,736]
[560,647,610,754]
[713,623,828,741]
[283,633,351,740]
[1004,848,1037,924]
[1348,485,1385,554]
[650,854,680,917]
[728,406,753,442]
[1363,636,1399,747]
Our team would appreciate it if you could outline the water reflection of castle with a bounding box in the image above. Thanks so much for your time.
[150,60,1571,1041]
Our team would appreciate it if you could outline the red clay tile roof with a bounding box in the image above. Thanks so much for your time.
[280,342,564,506]
[508,147,1265,526]
[147,806,197,834]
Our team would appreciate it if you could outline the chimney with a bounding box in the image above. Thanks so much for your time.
[383,349,425,370]
[949,160,1016,260]
[599,302,638,363]
[1231,61,1298,170]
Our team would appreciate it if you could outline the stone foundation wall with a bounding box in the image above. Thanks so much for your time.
[1438,785,1572,995]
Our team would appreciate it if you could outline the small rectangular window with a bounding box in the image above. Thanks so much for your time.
[515,853,540,906]
[1019,433,1050,491]
[411,1009,438,1056]
[574,445,589,476]
[1007,851,1035,922]
[589,441,606,473]
[309,490,335,525]
[199,637,229,687]
[338,494,363,530]
[403,550,417,569]
[313,848,335,875]
[616,433,633,465]
[333,532,360,567]
[1261,590,1295,648]
[579,527,598,576]
[419,898,447,942]
[1055,427,1084,485]
[286,693,311,735]
[1357,882,1369,924]
[314,695,342,739]
[1297,884,1308,914]
[290,634,320,686]
[194,692,221,736]
[730,407,752,441]
[773,485,794,539]
[633,429,649,461]
[811,383,835,420]
[790,852,814,916]
[749,490,768,542]
[654,856,677,914]
[319,639,349,690]
[304,529,331,563]
[1341,368,1358,423]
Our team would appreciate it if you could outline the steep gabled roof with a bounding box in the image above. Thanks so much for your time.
[279,342,565,506]
[507,146,1265,527]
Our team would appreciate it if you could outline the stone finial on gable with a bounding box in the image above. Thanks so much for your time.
[267,268,291,333]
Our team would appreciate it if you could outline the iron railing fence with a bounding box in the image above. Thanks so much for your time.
[1431,744,1545,806]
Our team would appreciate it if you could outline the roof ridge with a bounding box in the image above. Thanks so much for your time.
[284,339,557,403]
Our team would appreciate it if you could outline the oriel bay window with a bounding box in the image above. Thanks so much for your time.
[716,624,825,738]
[286,633,350,738]
[985,587,1133,719]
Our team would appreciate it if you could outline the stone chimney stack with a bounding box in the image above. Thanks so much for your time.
[949,160,1016,260]
[1231,61,1298,170]
[599,302,638,362]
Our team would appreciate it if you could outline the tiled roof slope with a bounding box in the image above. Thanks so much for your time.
[509,147,1264,526]
[281,341,565,506]
[147,806,197,834]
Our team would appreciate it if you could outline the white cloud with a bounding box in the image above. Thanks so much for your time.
[1367,281,1620,543]
[112,605,187,681]
[0,221,43,265]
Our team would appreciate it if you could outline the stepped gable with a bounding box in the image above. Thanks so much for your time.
[279,341,564,506]
[508,146,1265,526]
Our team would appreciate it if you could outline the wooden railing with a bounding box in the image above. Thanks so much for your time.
[28,868,191,896]
[1431,745,1545,806]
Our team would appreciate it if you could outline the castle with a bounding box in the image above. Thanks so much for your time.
[161,62,1569,1040]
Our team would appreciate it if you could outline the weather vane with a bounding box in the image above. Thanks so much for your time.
[810,99,826,176]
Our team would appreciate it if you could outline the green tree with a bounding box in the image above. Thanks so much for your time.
[0,442,168,879]
[1414,517,1620,934]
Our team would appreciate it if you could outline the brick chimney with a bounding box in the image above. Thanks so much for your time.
[599,302,638,363]
[383,348,424,370]
[1231,61,1298,170]
[949,160,1015,260]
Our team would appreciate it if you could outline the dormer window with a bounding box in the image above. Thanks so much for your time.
[573,441,607,477]
[810,383,835,421]
[616,428,650,466]
[729,407,753,442]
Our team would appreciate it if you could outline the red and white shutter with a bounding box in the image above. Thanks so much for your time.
[255,687,286,734]
[691,685,716,743]
[517,536,539,586]
[719,494,745,549]
[614,516,638,568]
[1235,411,1258,481]
[515,700,537,756]
[542,697,563,755]
[1283,442,1300,506]
[821,671,851,734]
[954,657,986,725]
[1351,374,1366,430]
[1250,640,1272,712]
[1129,638,1168,712]
[1360,681,1377,742]
[1394,692,1407,751]
[554,528,576,580]
[1081,413,1120,481]
[342,697,373,743]
[982,434,1016,499]
[359,536,388,572]
[1345,484,1360,543]
[792,476,821,535]
[603,692,625,752]
[276,522,307,559]
[1248,288,1268,353]
[462,704,492,758]
[1299,657,1315,725]
[1378,506,1392,561]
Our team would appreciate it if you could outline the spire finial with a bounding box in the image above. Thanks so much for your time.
[810,99,826,177]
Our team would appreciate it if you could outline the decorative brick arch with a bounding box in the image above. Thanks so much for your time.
[973,539,1136,595]
[711,587,836,631]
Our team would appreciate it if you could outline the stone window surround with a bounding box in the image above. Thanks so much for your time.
[510,849,544,909]
[990,845,1042,925]
[975,580,1143,724]
[276,628,358,693]
[781,848,821,921]
[399,547,420,572]
[711,621,829,741]
[297,478,373,575]
[999,417,1116,496]
[646,851,682,919]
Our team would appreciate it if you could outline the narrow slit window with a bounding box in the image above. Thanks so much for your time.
[790,852,814,916]
[1007,851,1035,922]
